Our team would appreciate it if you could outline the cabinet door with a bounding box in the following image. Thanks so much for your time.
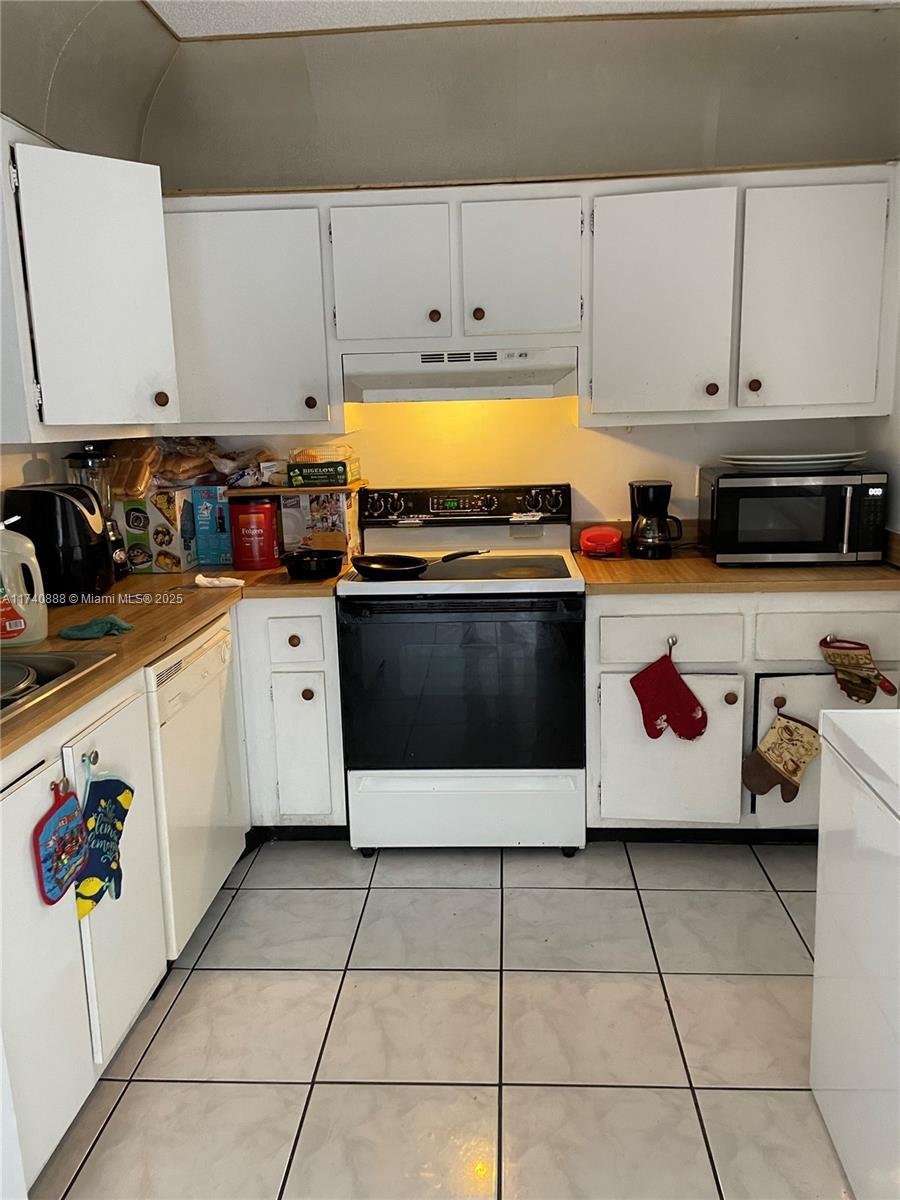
[166,209,329,423]
[13,144,179,425]
[599,673,744,823]
[739,183,888,409]
[0,761,95,1186]
[461,197,583,335]
[272,672,334,817]
[331,204,451,339]
[63,693,166,1067]
[754,672,899,828]
[592,188,737,414]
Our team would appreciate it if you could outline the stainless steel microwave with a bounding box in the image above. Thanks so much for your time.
[698,468,888,565]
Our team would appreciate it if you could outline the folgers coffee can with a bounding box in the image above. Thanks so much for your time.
[229,496,282,570]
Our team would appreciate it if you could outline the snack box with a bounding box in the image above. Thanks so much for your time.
[192,486,232,565]
[114,489,198,574]
[287,458,361,488]
[281,491,359,553]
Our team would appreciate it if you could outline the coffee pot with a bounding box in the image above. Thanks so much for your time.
[628,480,683,560]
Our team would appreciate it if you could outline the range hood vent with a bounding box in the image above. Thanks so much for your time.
[342,347,578,403]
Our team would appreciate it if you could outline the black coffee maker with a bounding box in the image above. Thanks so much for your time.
[628,480,683,559]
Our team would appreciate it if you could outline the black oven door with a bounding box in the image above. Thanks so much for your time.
[714,476,857,563]
[337,594,585,771]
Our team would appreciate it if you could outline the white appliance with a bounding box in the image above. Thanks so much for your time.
[336,485,586,851]
[811,709,900,1200]
[145,615,249,959]
[341,346,578,403]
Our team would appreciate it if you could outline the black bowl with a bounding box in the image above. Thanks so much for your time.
[281,548,345,581]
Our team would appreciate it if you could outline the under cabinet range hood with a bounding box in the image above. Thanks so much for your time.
[342,347,578,403]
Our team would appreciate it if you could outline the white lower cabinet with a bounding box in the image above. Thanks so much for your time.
[0,761,95,1186]
[598,673,745,823]
[272,671,334,818]
[237,598,346,826]
[753,671,900,828]
[62,693,166,1068]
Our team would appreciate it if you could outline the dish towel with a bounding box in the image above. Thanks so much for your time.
[58,616,133,640]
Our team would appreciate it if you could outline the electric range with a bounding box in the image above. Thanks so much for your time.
[336,485,586,852]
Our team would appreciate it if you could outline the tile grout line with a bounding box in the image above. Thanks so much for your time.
[275,848,379,1200]
[623,843,725,1200]
[497,851,504,1200]
[748,846,815,961]
[58,863,253,1200]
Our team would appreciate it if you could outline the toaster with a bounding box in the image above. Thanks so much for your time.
[1,485,114,604]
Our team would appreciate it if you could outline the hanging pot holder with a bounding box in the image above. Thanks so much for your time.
[32,779,89,904]
[74,759,135,920]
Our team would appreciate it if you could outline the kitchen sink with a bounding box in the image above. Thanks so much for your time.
[0,651,114,717]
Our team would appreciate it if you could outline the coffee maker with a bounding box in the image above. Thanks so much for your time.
[628,480,683,559]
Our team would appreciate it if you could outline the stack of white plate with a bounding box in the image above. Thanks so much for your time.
[719,450,867,473]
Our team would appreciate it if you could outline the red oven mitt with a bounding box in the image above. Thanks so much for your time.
[819,637,898,706]
[629,654,707,741]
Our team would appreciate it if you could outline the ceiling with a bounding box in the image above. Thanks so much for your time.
[146,0,860,39]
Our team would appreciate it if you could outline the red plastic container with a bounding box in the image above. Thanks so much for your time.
[229,497,281,570]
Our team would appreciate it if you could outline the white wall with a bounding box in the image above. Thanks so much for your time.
[256,400,864,523]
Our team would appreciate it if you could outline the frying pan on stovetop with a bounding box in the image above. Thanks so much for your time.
[350,549,484,581]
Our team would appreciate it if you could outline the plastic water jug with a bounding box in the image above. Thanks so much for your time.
[0,522,48,645]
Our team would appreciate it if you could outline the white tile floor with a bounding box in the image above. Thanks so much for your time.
[34,840,852,1200]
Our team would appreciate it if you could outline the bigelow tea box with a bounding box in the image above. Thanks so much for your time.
[287,458,361,488]
[114,490,198,574]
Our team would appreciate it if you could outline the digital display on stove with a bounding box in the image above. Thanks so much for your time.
[440,498,460,509]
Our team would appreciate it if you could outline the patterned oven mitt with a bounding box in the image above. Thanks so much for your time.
[819,636,898,706]
[75,774,135,919]
[741,713,821,804]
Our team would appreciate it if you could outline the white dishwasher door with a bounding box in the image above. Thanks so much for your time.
[152,626,249,958]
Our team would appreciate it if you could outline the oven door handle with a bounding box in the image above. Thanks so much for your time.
[840,485,854,555]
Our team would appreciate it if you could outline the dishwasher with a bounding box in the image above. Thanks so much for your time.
[145,614,250,959]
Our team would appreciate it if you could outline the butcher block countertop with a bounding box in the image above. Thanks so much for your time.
[576,550,900,594]
[0,567,345,760]
[3,554,897,759]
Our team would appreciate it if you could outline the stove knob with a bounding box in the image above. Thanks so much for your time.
[545,489,564,513]
[482,494,499,513]
[387,493,405,516]
[367,493,385,517]
[524,490,543,512]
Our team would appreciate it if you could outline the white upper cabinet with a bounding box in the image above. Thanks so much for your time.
[331,203,452,339]
[591,188,737,414]
[13,144,179,425]
[166,209,329,422]
[460,197,583,335]
[738,183,888,409]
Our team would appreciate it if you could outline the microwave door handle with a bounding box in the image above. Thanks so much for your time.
[841,485,854,555]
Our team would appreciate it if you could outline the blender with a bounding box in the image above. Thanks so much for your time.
[64,444,131,580]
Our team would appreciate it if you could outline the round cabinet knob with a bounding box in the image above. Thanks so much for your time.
[428,309,442,323]
[304,396,318,409]
[773,695,787,710]
[301,688,315,701]
[748,378,763,393]
[288,634,302,648]
[724,692,739,706]
[705,382,719,396]
[153,391,170,408]
[472,307,485,321]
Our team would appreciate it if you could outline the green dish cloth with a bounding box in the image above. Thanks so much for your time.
[58,616,134,640]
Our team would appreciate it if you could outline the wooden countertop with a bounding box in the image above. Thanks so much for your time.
[576,549,900,594]
[4,553,898,760]
[0,566,345,760]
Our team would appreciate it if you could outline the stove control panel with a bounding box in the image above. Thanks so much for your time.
[360,485,571,527]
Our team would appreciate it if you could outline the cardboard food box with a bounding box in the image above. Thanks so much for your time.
[192,486,232,565]
[114,489,198,574]
[287,458,361,488]
[281,491,359,554]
